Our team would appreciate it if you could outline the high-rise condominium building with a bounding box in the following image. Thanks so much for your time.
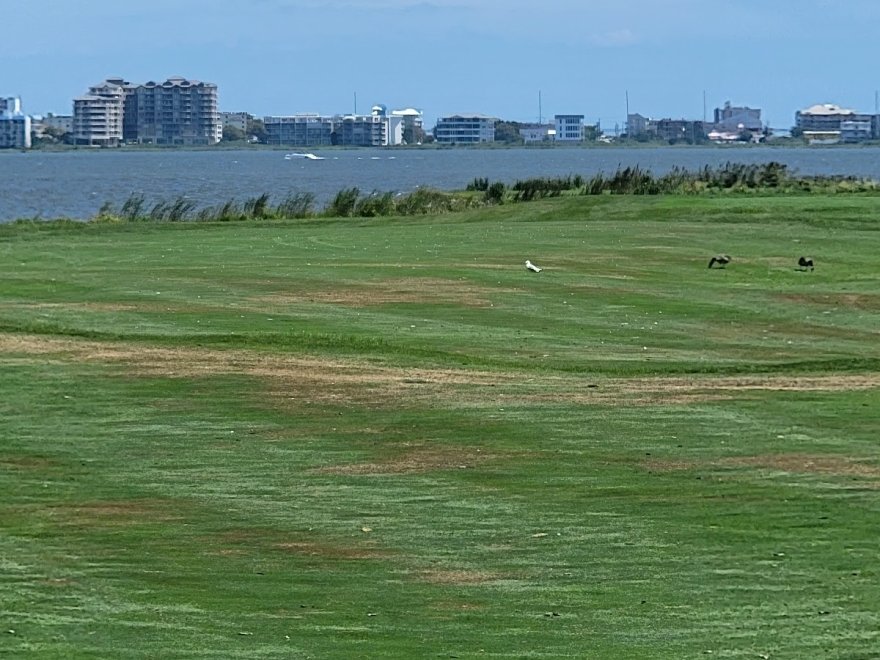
[73,76,221,146]
[124,77,221,145]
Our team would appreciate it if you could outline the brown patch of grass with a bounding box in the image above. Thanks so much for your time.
[429,600,486,612]
[645,453,880,483]
[47,499,185,527]
[417,568,505,585]
[722,454,880,479]
[272,541,388,560]
[643,459,696,472]
[210,528,389,561]
[0,332,513,407]
[522,373,880,408]
[310,445,498,476]
[0,455,58,470]
[257,277,508,308]
[615,374,880,394]
[3,333,877,410]
[778,292,880,311]
[40,578,77,588]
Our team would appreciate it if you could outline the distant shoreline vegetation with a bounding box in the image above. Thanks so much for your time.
[5,162,880,226]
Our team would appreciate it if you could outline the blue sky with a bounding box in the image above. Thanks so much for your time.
[5,0,880,130]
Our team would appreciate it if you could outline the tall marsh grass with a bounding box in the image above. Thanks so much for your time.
[88,163,880,224]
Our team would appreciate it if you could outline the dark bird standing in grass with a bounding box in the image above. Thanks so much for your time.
[708,254,731,269]
[798,256,814,271]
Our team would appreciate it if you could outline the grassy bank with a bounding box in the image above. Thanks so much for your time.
[1,194,879,658]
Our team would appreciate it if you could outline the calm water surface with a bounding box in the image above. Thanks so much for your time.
[2,146,880,221]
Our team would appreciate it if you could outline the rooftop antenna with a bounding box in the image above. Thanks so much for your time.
[538,90,542,124]
[703,90,707,124]
[354,91,357,115]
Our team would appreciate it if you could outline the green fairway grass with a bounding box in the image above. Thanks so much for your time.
[2,194,880,658]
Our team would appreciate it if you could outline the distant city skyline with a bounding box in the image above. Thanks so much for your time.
[5,0,880,129]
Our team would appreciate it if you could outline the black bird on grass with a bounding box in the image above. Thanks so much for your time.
[708,254,731,269]
[798,256,814,271]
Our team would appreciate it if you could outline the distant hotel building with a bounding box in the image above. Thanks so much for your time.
[0,97,31,149]
[73,76,221,146]
[795,103,878,144]
[554,114,584,141]
[433,114,497,144]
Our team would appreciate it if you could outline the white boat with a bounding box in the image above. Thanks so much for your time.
[284,152,324,160]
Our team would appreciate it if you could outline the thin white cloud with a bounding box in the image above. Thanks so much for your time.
[589,29,638,47]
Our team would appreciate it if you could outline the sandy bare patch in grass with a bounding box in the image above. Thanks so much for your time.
[722,454,880,479]
[311,445,498,476]
[258,277,507,308]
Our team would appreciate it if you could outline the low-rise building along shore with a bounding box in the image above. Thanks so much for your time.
[263,105,420,147]
[433,114,497,144]
[795,103,879,144]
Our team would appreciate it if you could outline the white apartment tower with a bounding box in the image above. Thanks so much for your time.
[0,97,31,149]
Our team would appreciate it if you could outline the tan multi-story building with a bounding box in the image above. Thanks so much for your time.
[124,77,221,145]
[72,79,127,146]
[220,111,250,134]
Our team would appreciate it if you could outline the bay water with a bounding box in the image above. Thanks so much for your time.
[2,146,880,221]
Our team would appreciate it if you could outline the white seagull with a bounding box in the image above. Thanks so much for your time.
[525,260,542,273]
